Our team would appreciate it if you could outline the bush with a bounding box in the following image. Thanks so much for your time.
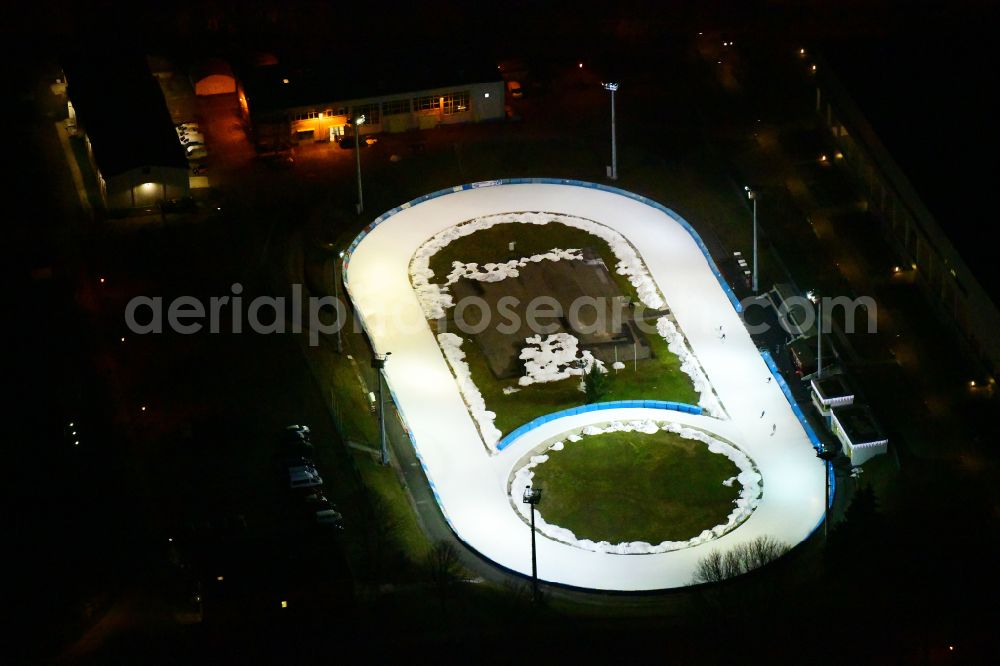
[583,364,610,404]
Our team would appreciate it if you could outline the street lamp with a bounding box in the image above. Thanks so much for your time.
[333,250,345,353]
[807,290,823,378]
[601,82,619,180]
[745,186,758,293]
[371,351,391,464]
[816,446,837,539]
[352,114,366,215]
[522,486,543,604]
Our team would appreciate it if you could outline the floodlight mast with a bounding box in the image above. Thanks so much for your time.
[602,82,619,180]
[334,250,345,353]
[745,186,758,294]
[372,351,391,464]
[522,487,543,604]
[807,290,822,378]
[353,114,366,214]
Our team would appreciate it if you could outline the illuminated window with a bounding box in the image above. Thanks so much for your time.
[350,103,380,124]
[441,91,470,115]
[413,95,440,112]
[382,98,411,116]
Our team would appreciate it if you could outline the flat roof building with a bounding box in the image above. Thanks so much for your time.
[811,373,855,423]
[830,404,888,466]
[64,53,189,210]
[237,56,505,150]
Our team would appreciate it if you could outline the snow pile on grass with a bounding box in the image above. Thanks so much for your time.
[518,332,606,386]
[445,248,583,285]
[409,212,665,319]
[656,317,724,418]
[511,419,762,555]
[437,333,501,448]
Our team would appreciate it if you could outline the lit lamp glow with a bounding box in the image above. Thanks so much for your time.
[352,114,366,214]
[602,82,619,180]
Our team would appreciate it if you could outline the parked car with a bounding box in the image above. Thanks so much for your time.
[288,465,320,480]
[338,135,367,150]
[283,425,312,448]
[301,490,331,505]
[289,472,323,489]
[285,424,311,438]
[315,509,344,529]
[186,145,208,160]
[178,133,205,145]
[506,80,523,98]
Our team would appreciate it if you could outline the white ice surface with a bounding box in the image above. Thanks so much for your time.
[346,183,825,591]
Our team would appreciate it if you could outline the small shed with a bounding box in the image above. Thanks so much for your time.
[811,373,855,423]
[192,59,236,96]
[830,404,888,465]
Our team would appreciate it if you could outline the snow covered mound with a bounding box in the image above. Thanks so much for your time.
[409,212,665,320]
[510,420,762,555]
[518,332,606,387]
[655,317,724,418]
[445,248,583,285]
[437,333,502,448]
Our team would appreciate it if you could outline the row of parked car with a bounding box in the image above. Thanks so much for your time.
[176,122,207,174]
[282,425,343,529]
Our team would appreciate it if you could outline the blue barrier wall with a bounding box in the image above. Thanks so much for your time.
[496,400,703,451]
[761,350,835,509]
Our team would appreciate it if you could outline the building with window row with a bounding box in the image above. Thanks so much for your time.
[237,58,505,150]
[815,49,1000,379]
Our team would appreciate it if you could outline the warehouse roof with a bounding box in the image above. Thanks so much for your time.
[63,53,188,176]
[239,55,501,114]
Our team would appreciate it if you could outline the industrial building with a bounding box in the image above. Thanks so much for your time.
[815,49,1000,378]
[237,57,505,150]
[64,55,189,210]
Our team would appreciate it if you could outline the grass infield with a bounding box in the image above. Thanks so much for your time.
[529,429,740,544]
[429,221,698,435]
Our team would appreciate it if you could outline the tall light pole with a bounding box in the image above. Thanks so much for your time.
[745,186,758,293]
[602,82,619,180]
[816,447,836,539]
[333,250,344,353]
[808,290,823,378]
[352,114,366,215]
[522,487,543,604]
[371,351,391,464]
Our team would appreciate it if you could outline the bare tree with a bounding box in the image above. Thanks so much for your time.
[692,535,790,584]
[426,540,462,609]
